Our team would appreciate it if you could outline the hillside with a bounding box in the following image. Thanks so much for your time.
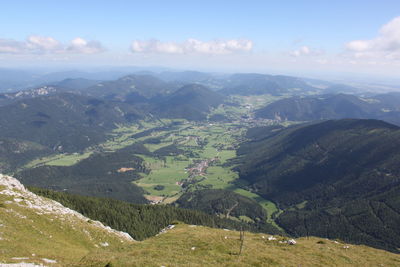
[0,93,144,152]
[0,174,134,266]
[53,78,100,90]
[31,187,277,240]
[84,74,177,101]
[255,93,400,125]
[152,84,225,120]
[235,119,400,251]
[0,138,52,173]
[0,86,63,106]
[80,223,400,267]
[16,143,151,203]
[255,94,376,120]
[2,175,400,266]
[176,189,267,222]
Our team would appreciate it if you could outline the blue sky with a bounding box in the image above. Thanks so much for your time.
[1,0,400,79]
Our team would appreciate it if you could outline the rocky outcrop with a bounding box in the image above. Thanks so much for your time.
[0,173,134,242]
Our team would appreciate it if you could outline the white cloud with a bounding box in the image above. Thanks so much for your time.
[346,16,400,59]
[26,36,61,52]
[67,37,104,54]
[130,38,253,54]
[289,46,322,57]
[0,35,104,54]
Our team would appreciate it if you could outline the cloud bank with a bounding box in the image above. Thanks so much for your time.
[346,16,400,60]
[0,36,104,54]
[131,38,253,54]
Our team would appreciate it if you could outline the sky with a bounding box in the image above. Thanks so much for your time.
[1,0,400,80]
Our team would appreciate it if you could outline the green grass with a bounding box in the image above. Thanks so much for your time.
[231,188,283,230]
[46,152,93,166]
[229,94,289,109]
[199,166,238,189]
[0,192,132,266]
[3,186,400,266]
[79,224,400,267]
[22,152,93,168]
[143,141,174,152]
[133,121,245,200]
[134,155,189,196]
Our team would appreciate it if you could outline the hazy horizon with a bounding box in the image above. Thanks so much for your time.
[1,1,400,83]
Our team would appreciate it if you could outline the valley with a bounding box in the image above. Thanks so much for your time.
[15,94,283,225]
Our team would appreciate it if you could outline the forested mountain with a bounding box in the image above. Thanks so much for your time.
[256,93,400,125]
[16,143,151,203]
[157,71,216,83]
[235,119,400,251]
[0,93,144,152]
[256,94,375,120]
[0,138,52,173]
[152,84,225,120]
[84,74,178,101]
[0,86,64,106]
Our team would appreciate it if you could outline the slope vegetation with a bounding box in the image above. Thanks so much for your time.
[0,174,134,266]
[176,189,267,223]
[84,74,177,101]
[0,93,144,152]
[256,93,400,125]
[153,84,225,120]
[2,174,400,266]
[236,119,400,251]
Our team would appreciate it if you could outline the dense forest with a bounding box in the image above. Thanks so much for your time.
[17,143,152,203]
[176,189,267,222]
[235,119,400,252]
[31,187,281,240]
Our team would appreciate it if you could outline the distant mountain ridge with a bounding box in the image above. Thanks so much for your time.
[84,74,179,101]
[218,73,320,95]
[256,93,400,125]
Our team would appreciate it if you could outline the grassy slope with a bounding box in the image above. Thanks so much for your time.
[2,178,399,266]
[0,190,132,266]
[80,223,400,267]
[3,200,400,267]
